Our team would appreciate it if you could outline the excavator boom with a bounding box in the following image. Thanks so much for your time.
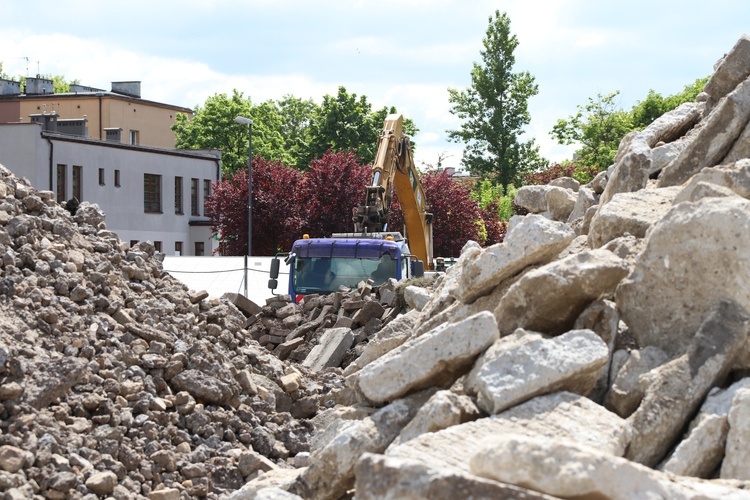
[353,114,433,270]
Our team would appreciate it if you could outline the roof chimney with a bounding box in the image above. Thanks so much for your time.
[111,81,141,98]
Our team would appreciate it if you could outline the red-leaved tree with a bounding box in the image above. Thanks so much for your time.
[389,169,484,258]
[206,158,304,255]
[299,150,372,237]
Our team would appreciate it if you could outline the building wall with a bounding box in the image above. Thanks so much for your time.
[0,101,21,123]
[0,123,220,256]
[2,94,191,149]
[0,124,50,188]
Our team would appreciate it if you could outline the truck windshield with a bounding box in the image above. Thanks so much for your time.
[293,255,397,294]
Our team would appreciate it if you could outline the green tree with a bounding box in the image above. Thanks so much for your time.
[277,95,318,170]
[304,86,378,167]
[172,90,289,173]
[52,75,75,93]
[630,77,708,128]
[447,10,543,188]
[551,77,708,171]
[551,91,633,170]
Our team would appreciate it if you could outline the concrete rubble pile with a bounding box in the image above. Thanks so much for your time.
[245,277,415,370]
[0,163,410,497]
[234,34,750,499]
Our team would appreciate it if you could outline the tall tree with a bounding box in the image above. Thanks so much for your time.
[447,10,543,188]
[304,86,377,167]
[277,94,318,170]
[172,90,289,173]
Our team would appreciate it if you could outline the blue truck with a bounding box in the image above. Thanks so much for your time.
[269,232,423,303]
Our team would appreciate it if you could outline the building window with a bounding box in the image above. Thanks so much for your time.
[98,168,105,186]
[154,241,162,252]
[175,176,183,214]
[130,240,139,247]
[175,241,183,256]
[144,174,162,213]
[72,166,82,200]
[115,169,121,187]
[191,178,199,216]
[203,179,211,212]
[130,130,139,145]
[56,164,67,203]
[194,242,205,256]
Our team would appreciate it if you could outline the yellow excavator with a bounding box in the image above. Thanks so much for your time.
[269,114,435,302]
[353,113,434,270]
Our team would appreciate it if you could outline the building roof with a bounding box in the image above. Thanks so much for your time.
[0,90,193,114]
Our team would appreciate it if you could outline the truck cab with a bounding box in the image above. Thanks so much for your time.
[269,232,420,303]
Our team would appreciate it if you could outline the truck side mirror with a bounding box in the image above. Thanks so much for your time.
[268,258,280,290]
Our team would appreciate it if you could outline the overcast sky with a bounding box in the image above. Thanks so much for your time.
[2,0,748,172]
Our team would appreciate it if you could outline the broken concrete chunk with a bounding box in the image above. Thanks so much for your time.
[357,312,499,404]
[302,327,354,372]
[452,215,575,304]
[720,387,750,480]
[470,434,748,500]
[466,329,609,414]
[616,197,750,358]
[625,300,750,467]
[660,377,750,478]
[494,249,629,336]
[354,453,555,500]
[658,75,750,187]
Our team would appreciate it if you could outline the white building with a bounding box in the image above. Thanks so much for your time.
[0,121,221,256]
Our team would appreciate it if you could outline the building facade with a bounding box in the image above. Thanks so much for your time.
[0,76,222,256]
[0,122,221,256]
[0,77,192,149]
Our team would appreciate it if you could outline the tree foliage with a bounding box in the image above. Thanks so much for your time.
[551,77,709,171]
[300,150,372,237]
[173,90,253,173]
[550,91,633,171]
[522,160,599,186]
[480,199,508,246]
[277,95,318,170]
[205,158,304,256]
[173,86,415,174]
[447,10,544,188]
[630,77,708,129]
[172,90,292,173]
[304,87,378,168]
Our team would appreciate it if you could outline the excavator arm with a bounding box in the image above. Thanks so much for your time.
[353,114,434,270]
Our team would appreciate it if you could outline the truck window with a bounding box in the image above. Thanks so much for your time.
[293,256,398,294]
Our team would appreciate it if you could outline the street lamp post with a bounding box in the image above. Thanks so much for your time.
[234,116,253,256]
[235,116,253,298]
